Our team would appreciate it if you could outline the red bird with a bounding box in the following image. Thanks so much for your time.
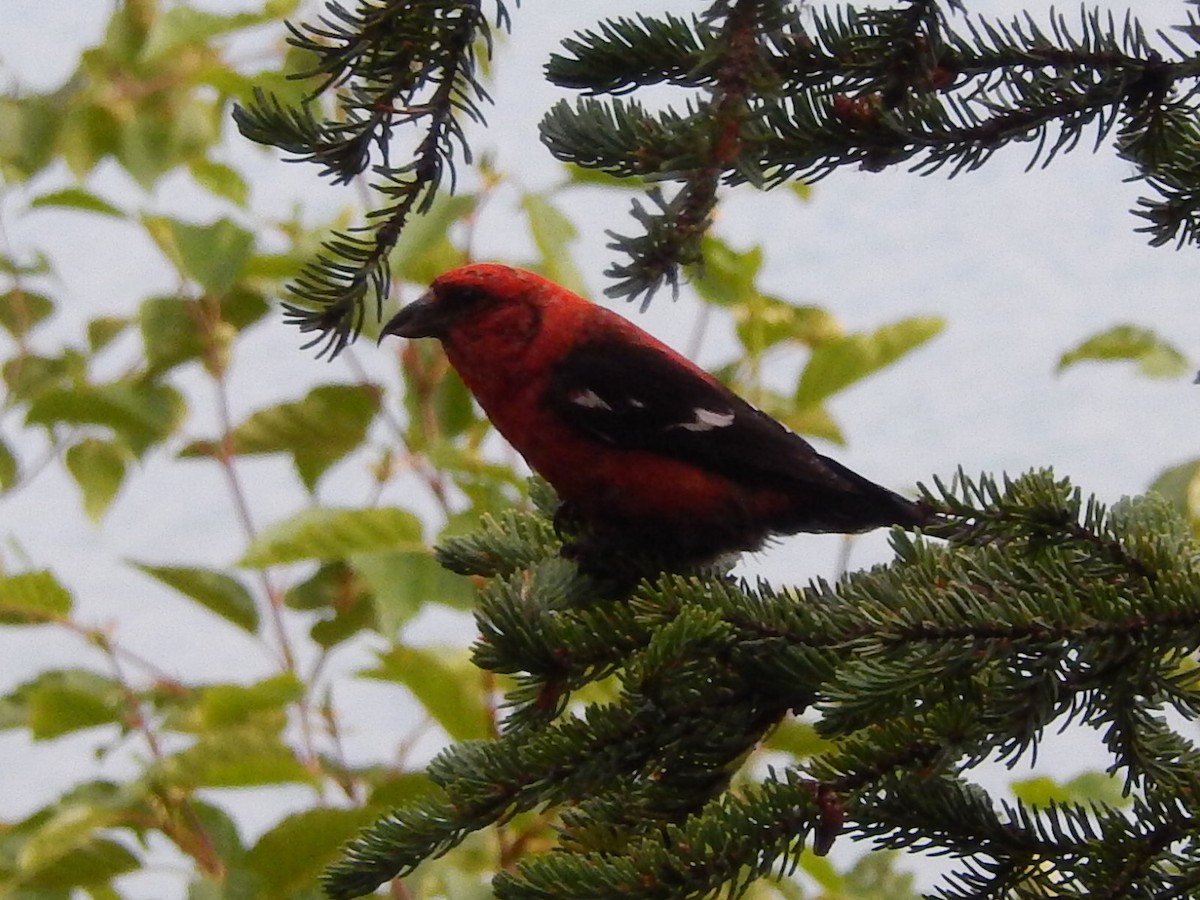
[382,264,931,572]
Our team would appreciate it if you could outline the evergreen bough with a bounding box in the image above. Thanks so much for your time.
[237,0,1200,354]
[325,470,1200,898]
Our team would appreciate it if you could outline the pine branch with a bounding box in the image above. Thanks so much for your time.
[244,2,1200,350]
[324,470,1200,898]
[234,0,511,357]
[325,600,786,898]
[494,771,822,899]
[545,13,715,94]
[545,2,1200,302]
[598,0,786,305]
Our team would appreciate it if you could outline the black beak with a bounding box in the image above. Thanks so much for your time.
[379,290,447,342]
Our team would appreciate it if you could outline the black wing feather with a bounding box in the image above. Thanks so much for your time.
[546,337,860,493]
[545,335,931,538]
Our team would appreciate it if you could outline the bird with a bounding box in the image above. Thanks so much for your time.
[381,263,932,574]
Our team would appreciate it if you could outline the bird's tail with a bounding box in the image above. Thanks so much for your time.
[774,455,935,534]
[826,455,934,530]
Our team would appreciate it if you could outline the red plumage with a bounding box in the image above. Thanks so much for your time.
[382,263,931,572]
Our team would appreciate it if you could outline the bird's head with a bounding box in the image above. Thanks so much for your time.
[381,264,554,343]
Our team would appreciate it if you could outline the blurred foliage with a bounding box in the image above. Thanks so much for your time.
[0,2,944,897]
[1057,324,1189,379]
[1054,322,1197,534]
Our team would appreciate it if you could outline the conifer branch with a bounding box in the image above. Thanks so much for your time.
[234,0,512,357]
[325,470,1200,898]
[244,1,1200,350]
[600,0,777,305]
[545,2,1200,303]
[494,771,823,899]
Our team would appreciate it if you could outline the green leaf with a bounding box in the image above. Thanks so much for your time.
[139,295,205,374]
[188,869,265,900]
[563,162,641,187]
[220,286,271,330]
[0,437,17,491]
[309,593,376,648]
[26,380,184,456]
[692,238,841,354]
[137,292,265,378]
[426,442,529,526]
[3,352,77,403]
[400,346,478,449]
[0,289,54,337]
[87,315,129,352]
[283,562,361,611]
[7,669,124,739]
[244,808,379,900]
[0,250,52,277]
[242,250,304,282]
[351,549,477,636]
[0,570,72,623]
[202,384,381,491]
[691,238,762,308]
[29,187,124,218]
[175,218,255,295]
[103,0,154,65]
[187,800,248,868]
[65,438,127,521]
[387,193,475,289]
[788,180,813,202]
[19,838,139,890]
[840,849,919,898]
[142,5,270,60]
[763,718,835,758]
[797,850,842,891]
[14,778,131,837]
[160,729,314,788]
[521,192,585,296]
[117,112,175,189]
[774,401,844,445]
[282,563,377,647]
[1009,774,1072,807]
[795,316,943,407]
[1059,772,1132,807]
[240,507,425,567]
[143,215,255,295]
[362,645,490,741]
[1149,457,1200,530]
[734,298,841,354]
[184,675,303,732]
[58,100,121,178]
[133,563,259,632]
[365,771,439,809]
[27,683,121,740]
[1010,772,1127,808]
[1057,324,1189,378]
[189,159,249,206]
[0,95,60,179]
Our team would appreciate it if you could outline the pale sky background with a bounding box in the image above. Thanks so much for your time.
[1,1,1198,896]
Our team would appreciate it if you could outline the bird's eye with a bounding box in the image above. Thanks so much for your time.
[437,284,492,312]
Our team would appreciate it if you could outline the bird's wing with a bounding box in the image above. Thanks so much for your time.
[545,335,847,491]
